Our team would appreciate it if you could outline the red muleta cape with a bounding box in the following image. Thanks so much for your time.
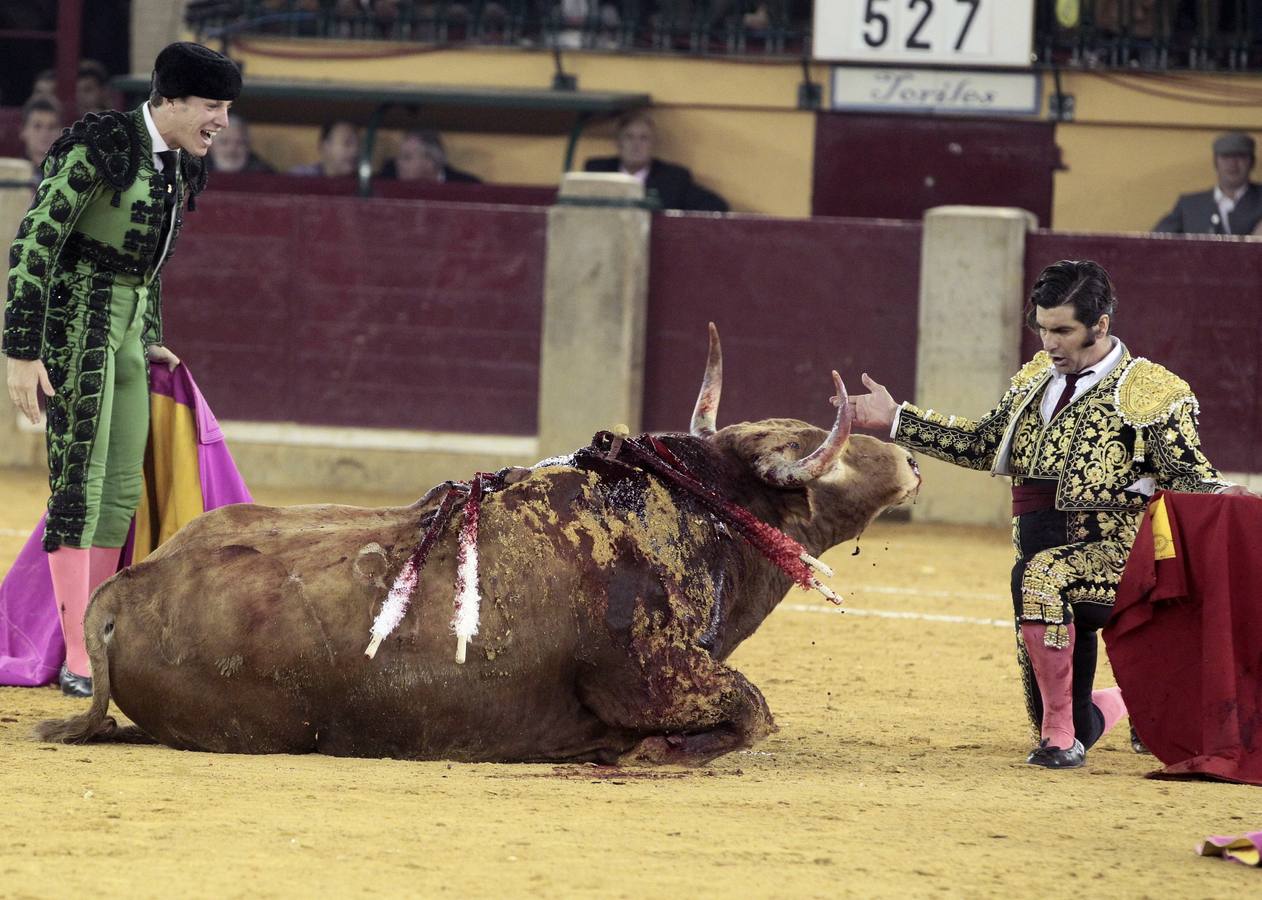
[1105,491,1262,785]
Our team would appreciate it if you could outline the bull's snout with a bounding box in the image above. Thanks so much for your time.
[901,453,923,503]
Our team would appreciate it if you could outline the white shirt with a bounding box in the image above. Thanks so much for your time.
[1037,335,1123,423]
[141,102,174,171]
[1213,184,1247,234]
[620,165,649,186]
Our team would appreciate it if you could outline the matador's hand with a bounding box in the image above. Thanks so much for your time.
[847,372,900,432]
[5,356,55,425]
[1221,484,1262,500]
[146,344,181,372]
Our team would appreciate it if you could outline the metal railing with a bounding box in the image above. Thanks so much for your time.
[1037,0,1260,71]
[184,0,812,56]
[185,1,1262,69]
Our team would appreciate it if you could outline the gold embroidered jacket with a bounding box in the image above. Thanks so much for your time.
[893,345,1229,512]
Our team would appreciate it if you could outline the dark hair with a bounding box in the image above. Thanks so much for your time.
[617,109,655,134]
[1025,260,1116,331]
[401,128,446,165]
[77,59,109,85]
[319,119,358,143]
[21,96,61,125]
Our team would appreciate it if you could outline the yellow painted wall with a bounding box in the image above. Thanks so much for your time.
[223,40,824,216]
[1046,71,1262,232]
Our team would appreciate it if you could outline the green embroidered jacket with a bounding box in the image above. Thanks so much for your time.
[3,106,206,361]
[893,345,1229,512]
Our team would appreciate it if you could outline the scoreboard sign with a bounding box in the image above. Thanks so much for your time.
[813,0,1035,68]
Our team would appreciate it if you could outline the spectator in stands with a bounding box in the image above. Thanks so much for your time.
[583,110,728,212]
[1153,131,1262,235]
[206,113,275,174]
[289,119,360,177]
[29,69,57,102]
[18,97,63,182]
[75,60,113,115]
[378,129,481,183]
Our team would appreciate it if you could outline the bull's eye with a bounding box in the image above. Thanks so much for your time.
[787,442,799,451]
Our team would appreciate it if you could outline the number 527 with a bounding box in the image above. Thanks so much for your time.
[862,0,981,52]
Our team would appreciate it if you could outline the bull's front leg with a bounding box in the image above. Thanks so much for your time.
[580,647,776,767]
[620,665,776,767]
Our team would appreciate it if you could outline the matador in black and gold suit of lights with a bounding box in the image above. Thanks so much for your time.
[849,259,1248,770]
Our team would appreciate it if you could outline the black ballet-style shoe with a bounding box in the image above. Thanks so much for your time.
[59,665,92,698]
[1130,725,1152,755]
[1026,738,1086,769]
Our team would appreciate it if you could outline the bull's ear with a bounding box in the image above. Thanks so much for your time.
[776,485,816,534]
[722,430,818,523]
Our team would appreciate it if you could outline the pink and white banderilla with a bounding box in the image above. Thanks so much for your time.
[364,474,494,664]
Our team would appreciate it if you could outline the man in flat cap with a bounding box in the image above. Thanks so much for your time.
[3,42,241,698]
[1153,131,1262,235]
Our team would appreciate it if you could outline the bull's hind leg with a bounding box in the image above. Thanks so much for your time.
[579,651,776,767]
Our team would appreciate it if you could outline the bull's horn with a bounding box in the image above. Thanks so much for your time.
[690,322,722,438]
[759,371,853,486]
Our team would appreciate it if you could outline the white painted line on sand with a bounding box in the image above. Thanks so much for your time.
[0,528,30,538]
[781,602,1010,629]
[842,583,1007,603]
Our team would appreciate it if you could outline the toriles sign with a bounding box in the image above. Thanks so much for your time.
[830,67,1041,115]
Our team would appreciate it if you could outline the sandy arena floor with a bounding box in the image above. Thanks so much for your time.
[0,464,1256,898]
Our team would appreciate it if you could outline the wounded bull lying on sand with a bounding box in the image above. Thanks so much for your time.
[38,325,921,765]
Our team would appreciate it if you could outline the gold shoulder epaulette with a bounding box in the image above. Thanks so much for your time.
[1009,352,1052,393]
[1114,358,1195,426]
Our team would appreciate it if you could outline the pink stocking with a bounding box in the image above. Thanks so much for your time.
[1021,622,1077,750]
[48,547,91,677]
[89,545,123,594]
[1092,686,1128,738]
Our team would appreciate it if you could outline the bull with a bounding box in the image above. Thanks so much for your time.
[38,325,920,765]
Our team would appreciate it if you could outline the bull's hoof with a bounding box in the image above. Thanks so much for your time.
[58,665,92,699]
[1025,738,1085,769]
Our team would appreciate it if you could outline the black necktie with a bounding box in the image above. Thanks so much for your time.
[157,150,178,200]
[1050,370,1091,420]
[152,150,178,268]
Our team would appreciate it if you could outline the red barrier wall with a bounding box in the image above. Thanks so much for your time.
[162,194,547,434]
[643,214,922,434]
[813,113,1059,226]
[1023,232,1261,473]
[164,199,922,441]
[208,171,557,207]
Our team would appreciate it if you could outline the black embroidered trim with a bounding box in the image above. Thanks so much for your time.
[61,232,148,277]
[179,151,208,203]
[47,110,140,194]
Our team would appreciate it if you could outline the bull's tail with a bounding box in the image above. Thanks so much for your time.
[35,586,126,744]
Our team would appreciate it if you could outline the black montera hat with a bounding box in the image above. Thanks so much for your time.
[152,42,242,101]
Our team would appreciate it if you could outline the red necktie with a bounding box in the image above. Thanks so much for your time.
[1050,370,1091,420]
